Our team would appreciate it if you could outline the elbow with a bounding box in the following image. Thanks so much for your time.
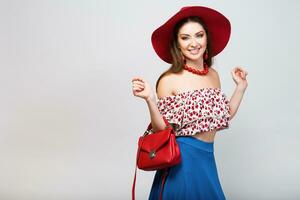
[227,105,235,121]
[228,109,235,121]
[228,111,236,121]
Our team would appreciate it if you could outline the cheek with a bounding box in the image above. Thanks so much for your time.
[178,40,190,49]
[197,37,207,45]
[202,36,208,45]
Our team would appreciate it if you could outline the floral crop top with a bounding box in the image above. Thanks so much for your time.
[153,88,231,136]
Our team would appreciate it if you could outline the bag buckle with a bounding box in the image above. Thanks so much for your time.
[149,150,156,159]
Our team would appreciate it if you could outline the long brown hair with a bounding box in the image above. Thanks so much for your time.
[155,16,213,92]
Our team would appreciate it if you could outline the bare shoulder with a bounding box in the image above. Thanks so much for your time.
[209,67,221,87]
[209,67,219,77]
[156,73,177,99]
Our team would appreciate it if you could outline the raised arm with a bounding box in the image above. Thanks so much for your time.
[146,75,175,132]
[228,67,248,120]
[132,75,173,132]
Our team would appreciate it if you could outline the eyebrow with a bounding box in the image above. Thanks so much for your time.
[179,31,205,36]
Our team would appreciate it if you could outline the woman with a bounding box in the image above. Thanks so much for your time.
[131,6,248,200]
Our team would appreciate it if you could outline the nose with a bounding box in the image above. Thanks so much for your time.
[190,37,199,47]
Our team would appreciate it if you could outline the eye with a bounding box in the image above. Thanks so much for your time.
[181,37,188,40]
[197,34,204,38]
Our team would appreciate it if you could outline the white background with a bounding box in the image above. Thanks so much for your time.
[1,0,300,199]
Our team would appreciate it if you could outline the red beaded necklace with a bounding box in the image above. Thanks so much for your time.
[183,62,209,75]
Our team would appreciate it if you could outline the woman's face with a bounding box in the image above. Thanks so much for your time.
[177,21,207,62]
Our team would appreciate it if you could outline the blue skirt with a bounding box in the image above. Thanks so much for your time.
[148,136,226,200]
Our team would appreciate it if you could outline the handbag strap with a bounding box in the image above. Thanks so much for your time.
[132,115,170,200]
[145,115,170,134]
[158,168,169,200]
[132,165,169,200]
[132,129,144,200]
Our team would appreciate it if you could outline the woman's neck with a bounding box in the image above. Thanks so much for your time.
[185,58,204,70]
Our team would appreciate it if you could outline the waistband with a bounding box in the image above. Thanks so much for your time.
[176,136,214,153]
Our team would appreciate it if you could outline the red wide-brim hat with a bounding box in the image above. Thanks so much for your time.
[151,6,231,64]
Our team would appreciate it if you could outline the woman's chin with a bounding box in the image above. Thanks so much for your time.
[185,55,202,62]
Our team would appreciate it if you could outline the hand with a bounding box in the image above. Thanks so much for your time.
[231,67,248,90]
[131,76,155,102]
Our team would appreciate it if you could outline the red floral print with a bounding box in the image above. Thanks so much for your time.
[155,88,231,136]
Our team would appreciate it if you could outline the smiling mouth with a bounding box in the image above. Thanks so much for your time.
[189,48,200,55]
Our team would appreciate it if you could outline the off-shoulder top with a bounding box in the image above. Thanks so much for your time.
[153,88,231,136]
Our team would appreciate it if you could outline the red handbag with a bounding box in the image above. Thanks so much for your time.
[132,116,181,200]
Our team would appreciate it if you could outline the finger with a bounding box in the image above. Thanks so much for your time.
[133,85,144,91]
[133,88,142,93]
[132,81,139,87]
[133,84,142,89]
[132,79,141,84]
[231,70,237,78]
[233,68,241,76]
[136,77,145,82]
[132,80,145,85]
[240,71,244,78]
[132,77,139,82]
[233,68,241,75]
[232,70,241,78]
[132,76,145,83]
[237,69,243,74]
[136,85,144,90]
[132,84,144,91]
[134,82,145,87]
[132,76,143,80]
[238,72,243,79]
[232,68,241,76]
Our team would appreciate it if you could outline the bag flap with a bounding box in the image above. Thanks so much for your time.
[138,128,172,153]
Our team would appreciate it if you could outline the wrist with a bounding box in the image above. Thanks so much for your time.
[236,84,247,92]
[145,95,156,104]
